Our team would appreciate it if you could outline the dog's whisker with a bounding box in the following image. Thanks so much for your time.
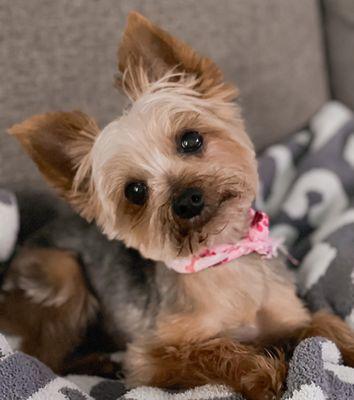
[210,221,229,237]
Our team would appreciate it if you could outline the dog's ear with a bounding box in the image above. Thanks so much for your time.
[117,11,236,100]
[9,111,99,216]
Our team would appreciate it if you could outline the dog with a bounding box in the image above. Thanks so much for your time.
[1,11,354,400]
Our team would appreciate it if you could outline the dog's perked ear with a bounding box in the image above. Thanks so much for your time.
[9,111,99,218]
[117,11,237,101]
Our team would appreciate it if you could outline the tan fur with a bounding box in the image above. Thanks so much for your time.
[9,78,256,263]
[117,12,237,102]
[9,111,101,221]
[89,94,257,261]
[152,256,309,345]
[0,248,98,372]
[124,311,354,400]
[6,11,354,399]
[124,336,287,400]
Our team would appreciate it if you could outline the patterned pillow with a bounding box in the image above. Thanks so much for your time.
[0,189,19,264]
[257,101,354,323]
[257,101,354,252]
[297,206,354,326]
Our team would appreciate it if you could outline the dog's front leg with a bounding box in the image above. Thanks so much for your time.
[124,335,287,400]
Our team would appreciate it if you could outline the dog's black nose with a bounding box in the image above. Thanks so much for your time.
[172,187,204,219]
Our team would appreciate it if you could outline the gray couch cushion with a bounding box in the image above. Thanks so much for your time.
[1,0,328,195]
[323,0,354,110]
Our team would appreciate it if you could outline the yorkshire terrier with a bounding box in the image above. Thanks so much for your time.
[1,12,354,400]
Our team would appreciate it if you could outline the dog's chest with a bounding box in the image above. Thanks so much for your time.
[157,255,278,342]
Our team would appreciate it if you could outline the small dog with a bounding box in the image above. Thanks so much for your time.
[2,12,354,400]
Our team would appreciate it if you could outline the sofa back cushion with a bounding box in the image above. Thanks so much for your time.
[323,0,354,110]
[0,0,328,196]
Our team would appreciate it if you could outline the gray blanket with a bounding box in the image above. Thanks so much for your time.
[1,100,354,399]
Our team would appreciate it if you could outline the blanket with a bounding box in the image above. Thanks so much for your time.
[0,189,18,265]
[1,100,354,399]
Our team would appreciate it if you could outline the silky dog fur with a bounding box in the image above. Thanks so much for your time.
[2,12,354,400]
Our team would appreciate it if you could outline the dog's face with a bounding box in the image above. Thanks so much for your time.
[10,12,258,263]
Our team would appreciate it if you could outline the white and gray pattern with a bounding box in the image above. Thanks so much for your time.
[2,334,354,400]
[281,338,354,399]
[268,101,354,249]
[0,189,19,263]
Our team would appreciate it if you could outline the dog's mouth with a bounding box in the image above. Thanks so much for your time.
[171,191,240,256]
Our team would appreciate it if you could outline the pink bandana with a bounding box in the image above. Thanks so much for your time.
[166,209,280,274]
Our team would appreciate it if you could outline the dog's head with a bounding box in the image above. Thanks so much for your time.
[10,12,258,262]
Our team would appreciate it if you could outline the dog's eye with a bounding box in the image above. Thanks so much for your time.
[124,181,148,205]
[178,131,203,154]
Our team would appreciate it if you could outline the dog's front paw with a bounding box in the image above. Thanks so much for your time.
[240,361,286,400]
[65,353,123,379]
[243,385,280,400]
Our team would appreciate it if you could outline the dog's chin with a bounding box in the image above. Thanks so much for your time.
[167,196,251,260]
[130,194,253,264]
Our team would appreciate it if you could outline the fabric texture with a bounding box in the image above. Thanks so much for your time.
[1,333,354,400]
[0,189,19,263]
[323,0,354,110]
[258,101,354,327]
[0,0,328,202]
[1,100,354,399]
